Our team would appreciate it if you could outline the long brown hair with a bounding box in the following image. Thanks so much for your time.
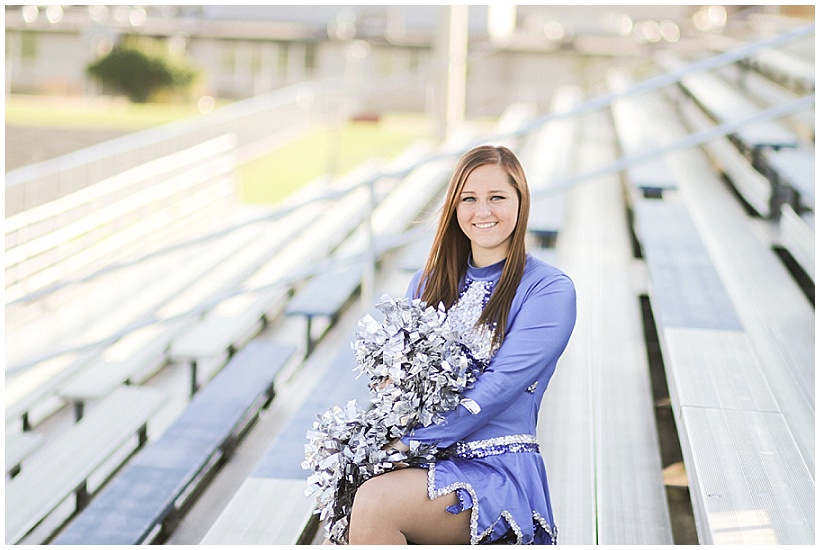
[417,145,530,347]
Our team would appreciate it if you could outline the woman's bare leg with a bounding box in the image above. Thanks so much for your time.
[348,467,471,545]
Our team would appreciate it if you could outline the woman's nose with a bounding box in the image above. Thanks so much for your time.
[476,200,491,217]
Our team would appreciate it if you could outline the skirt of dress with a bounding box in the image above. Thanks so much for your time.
[418,452,558,545]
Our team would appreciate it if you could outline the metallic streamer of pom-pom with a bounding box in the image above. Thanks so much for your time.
[303,295,485,544]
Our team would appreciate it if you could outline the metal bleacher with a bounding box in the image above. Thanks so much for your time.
[4,15,814,547]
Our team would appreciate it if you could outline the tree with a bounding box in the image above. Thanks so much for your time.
[87,39,199,103]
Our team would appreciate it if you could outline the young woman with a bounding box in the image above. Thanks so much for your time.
[348,144,576,545]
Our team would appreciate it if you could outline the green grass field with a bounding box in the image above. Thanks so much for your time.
[6,96,433,204]
[238,115,432,204]
[4,95,209,129]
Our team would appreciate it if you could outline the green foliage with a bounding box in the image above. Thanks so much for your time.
[87,38,199,103]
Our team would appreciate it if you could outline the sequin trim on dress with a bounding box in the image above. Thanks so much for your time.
[526,381,539,393]
[533,511,558,543]
[427,463,483,544]
[426,463,558,545]
[477,509,558,545]
[452,434,540,459]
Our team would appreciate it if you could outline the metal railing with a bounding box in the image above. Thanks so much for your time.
[5,79,343,217]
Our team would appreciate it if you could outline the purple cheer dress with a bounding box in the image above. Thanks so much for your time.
[401,253,576,544]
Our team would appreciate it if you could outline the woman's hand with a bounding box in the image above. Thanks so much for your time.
[385,438,410,453]
[384,438,410,469]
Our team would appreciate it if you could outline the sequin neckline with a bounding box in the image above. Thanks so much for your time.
[447,257,504,365]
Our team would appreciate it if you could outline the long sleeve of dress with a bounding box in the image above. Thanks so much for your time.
[401,267,576,449]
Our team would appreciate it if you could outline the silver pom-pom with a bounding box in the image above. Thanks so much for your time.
[302,294,486,544]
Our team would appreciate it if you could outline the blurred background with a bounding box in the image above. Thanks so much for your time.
[8,4,811,171]
[4,4,815,547]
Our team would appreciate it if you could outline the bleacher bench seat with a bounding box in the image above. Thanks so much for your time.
[608,69,678,198]
[634,199,743,331]
[202,338,371,544]
[658,54,800,154]
[633,197,814,544]
[764,147,815,212]
[5,431,44,478]
[52,340,295,545]
[528,192,565,248]
[58,321,185,420]
[5,385,167,544]
[522,86,581,247]
[169,292,284,395]
[285,262,364,355]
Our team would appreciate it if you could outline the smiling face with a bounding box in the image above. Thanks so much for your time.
[456,163,520,268]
